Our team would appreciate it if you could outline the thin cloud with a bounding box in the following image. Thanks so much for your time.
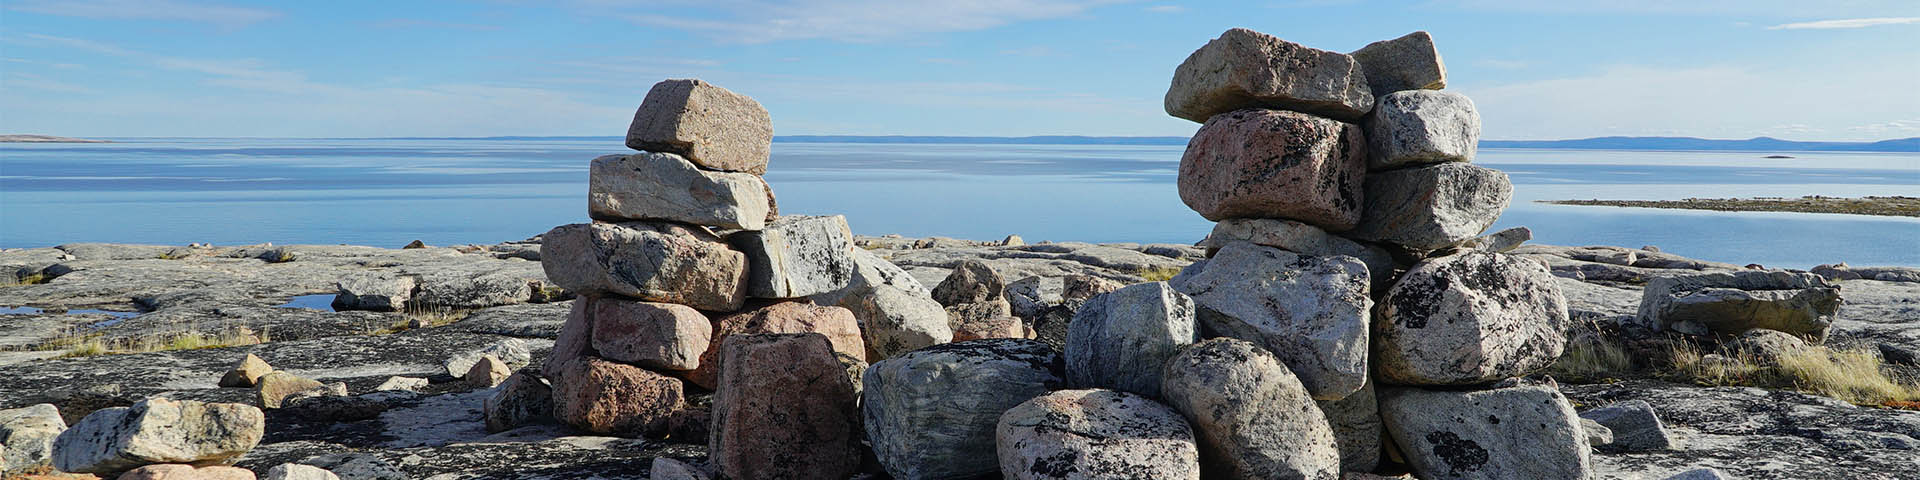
[1767,17,1920,30]
[1145,5,1185,12]
[7,0,279,27]
[617,0,1128,43]
[371,19,505,31]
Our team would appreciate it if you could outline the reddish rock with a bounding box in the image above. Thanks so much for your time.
[951,315,1033,342]
[117,464,256,480]
[550,356,684,436]
[1177,109,1366,231]
[543,299,596,380]
[685,301,866,389]
[589,297,713,371]
[710,333,862,480]
[1164,28,1374,123]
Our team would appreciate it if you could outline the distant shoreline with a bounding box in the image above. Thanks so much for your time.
[1541,196,1920,218]
[0,134,110,143]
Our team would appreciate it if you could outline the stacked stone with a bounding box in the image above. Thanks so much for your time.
[1149,28,1588,479]
[528,79,867,479]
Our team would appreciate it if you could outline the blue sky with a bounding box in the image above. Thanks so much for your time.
[3,0,1917,140]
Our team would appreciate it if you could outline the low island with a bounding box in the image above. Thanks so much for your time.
[1542,195,1920,217]
[0,134,111,143]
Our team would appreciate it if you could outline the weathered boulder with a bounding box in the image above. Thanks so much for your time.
[117,464,257,479]
[587,152,771,231]
[1348,163,1511,251]
[710,333,863,480]
[931,259,1006,306]
[1459,226,1530,253]
[730,215,856,298]
[1,404,65,475]
[650,457,712,480]
[539,221,748,311]
[1580,418,1614,448]
[587,298,711,371]
[330,273,414,312]
[549,356,683,436]
[465,355,511,387]
[625,78,773,175]
[1159,338,1340,480]
[1177,108,1367,230]
[1373,252,1570,385]
[217,354,273,388]
[1318,378,1381,473]
[946,297,1012,325]
[1664,468,1733,480]
[1378,385,1591,480]
[280,388,384,423]
[1170,242,1372,399]
[996,389,1200,480]
[1636,270,1841,340]
[411,269,540,310]
[1067,282,1198,399]
[1349,31,1447,94]
[1579,400,1676,452]
[483,370,553,433]
[864,339,1065,480]
[291,453,404,480]
[1165,28,1373,123]
[951,314,1032,342]
[443,338,531,377]
[1365,90,1479,170]
[254,372,325,409]
[848,283,954,360]
[687,300,866,389]
[1004,274,1123,322]
[52,398,264,475]
[263,463,339,480]
[811,248,931,306]
[1197,218,1394,281]
[1726,328,1812,365]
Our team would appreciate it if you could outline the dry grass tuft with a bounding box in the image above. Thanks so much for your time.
[369,302,469,335]
[1661,338,1920,406]
[1133,265,1186,283]
[1550,337,1634,383]
[3,273,49,287]
[53,327,269,358]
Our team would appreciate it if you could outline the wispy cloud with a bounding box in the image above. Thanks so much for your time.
[613,0,1127,43]
[1145,5,1184,13]
[7,0,279,28]
[1000,46,1061,57]
[1767,17,1920,30]
[371,19,505,31]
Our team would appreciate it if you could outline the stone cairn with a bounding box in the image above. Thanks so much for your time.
[521,79,886,479]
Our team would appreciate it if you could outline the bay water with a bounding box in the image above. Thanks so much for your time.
[2,138,1915,268]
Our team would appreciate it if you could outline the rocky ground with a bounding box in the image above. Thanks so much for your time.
[3,237,1917,479]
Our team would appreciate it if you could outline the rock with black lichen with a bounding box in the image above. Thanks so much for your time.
[1378,384,1591,480]
[1372,251,1569,385]
[864,339,1065,480]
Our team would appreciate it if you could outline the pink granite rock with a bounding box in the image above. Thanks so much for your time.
[1178,109,1366,230]
[550,356,684,436]
[589,297,713,371]
[685,300,865,389]
[709,333,862,480]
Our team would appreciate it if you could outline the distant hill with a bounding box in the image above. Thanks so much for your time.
[0,134,110,143]
[1479,136,1918,153]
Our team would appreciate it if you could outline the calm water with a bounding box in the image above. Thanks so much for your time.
[2,138,1916,268]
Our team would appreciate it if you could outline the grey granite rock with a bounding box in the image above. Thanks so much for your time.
[1169,242,1371,399]
[1066,282,1199,399]
[731,215,855,298]
[864,339,1064,480]
[625,78,773,174]
[1159,338,1340,480]
[1637,270,1841,341]
[847,282,954,360]
[931,259,1005,306]
[1197,218,1394,284]
[1349,31,1447,94]
[587,152,772,231]
[1373,252,1570,385]
[1165,28,1373,123]
[331,273,415,312]
[1581,418,1615,448]
[53,398,264,475]
[1365,90,1479,170]
[996,389,1200,480]
[539,221,748,311]
[1379,385,1591,480]
[1348,162,1512,251]
[1579,400,1676,452]
[1317,378,1381,473]
[482,370,553,433]
[0,404,65,475]
[443,338,531,377]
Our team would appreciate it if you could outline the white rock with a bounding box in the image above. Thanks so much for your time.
[1365,90,1480,170]
[625,78,773,175]
[1373,252,1570,385]
[264,463,342,480]
[996,389,1200,480]
[1160,338,1340,479]
[1,404,65,475]
[539,221,748,311]
[52,398,264,475]
[1066,282,1199,399]
[443,338,530,377]
[1378,384,1592,480]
